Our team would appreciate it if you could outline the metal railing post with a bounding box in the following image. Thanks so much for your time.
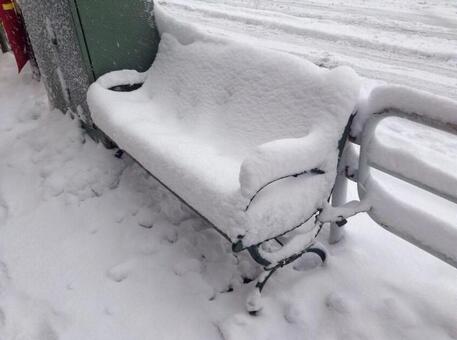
[328,172,348,244]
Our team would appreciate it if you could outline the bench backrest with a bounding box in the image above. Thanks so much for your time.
[141,34,360,152]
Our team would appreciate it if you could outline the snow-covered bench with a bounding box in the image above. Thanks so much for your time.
[87,23,362,312]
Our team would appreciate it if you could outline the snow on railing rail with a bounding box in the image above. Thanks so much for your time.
[332,85,457,268]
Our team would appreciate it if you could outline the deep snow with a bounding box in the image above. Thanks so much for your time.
[1,47,457,339]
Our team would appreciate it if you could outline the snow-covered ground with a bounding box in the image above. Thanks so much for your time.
[160,0,457,101]
[1,45,457,339]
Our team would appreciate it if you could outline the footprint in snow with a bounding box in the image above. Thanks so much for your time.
[325,292,351,314]
[284,304,304,324]
[106,262,134,283]
[173,258,202,276]
[136,208,157,229]
[161,226,178,244]
[0,261,10,287]
[137,242,159,255]
[0,287,60,340]
[0,199,8,224]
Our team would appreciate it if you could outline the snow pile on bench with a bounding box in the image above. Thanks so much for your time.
[88,10,361,247]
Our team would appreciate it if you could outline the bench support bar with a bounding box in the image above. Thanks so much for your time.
[246,243,327,314]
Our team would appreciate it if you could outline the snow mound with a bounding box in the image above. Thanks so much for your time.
[88,7,360,246]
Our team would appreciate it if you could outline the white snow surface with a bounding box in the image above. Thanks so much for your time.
[159,0,457,101]
[88,11,360,246]
[2,52,457,339]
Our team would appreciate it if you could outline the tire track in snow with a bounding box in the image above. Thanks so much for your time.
[161,0,457,100]
[164,1,456,62]
[185,0,457,40]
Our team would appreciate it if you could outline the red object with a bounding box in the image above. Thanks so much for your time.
[0,0,28,72]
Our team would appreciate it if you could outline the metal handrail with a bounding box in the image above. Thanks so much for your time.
[330,106,457,268]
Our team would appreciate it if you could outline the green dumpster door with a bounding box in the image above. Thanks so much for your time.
[73,0,159,80]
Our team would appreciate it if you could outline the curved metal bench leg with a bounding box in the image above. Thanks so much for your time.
[245,244,327,315]
[246,269,277,315]
[306,245,328,263]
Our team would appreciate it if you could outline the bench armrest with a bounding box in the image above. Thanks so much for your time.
[239,131,336,198]
[96,69,147,90]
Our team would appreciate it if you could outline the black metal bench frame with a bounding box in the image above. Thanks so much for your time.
[103,83,356,314]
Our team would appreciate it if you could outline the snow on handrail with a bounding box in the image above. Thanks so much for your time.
[354,89,457,268]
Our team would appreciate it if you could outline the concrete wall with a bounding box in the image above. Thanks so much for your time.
[17,0,160,146]
[18,0,110,143]
[19,1,89,115]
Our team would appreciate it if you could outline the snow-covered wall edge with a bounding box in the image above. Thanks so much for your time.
[18,0,92,121]
[17,0,161,147]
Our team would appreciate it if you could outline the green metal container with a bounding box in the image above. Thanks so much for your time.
[20,0,159,144]
[71,0,159,81]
